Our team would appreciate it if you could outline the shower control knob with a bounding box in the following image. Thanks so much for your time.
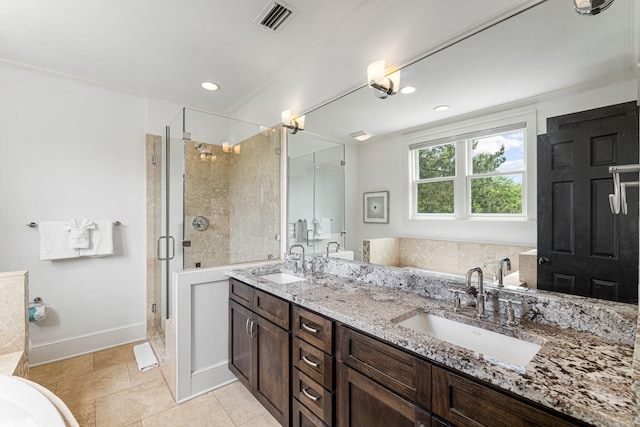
[192,216,209,231]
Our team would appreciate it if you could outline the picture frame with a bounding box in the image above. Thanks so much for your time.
[363,191,389,223]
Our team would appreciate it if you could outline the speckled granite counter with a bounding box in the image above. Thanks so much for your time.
[228,257,638,427]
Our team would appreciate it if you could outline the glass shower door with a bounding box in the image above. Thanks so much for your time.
[287,136,345,255]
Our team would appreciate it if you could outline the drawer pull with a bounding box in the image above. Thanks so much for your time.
[302,355,320,368]
[302,323,320,334]
[302,387,320,401]
[245,318,250,336]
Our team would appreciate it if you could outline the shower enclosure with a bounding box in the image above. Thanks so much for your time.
[147,108,282,345]
[287,133,345,255]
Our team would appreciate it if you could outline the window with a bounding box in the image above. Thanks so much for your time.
[410,123,526,218]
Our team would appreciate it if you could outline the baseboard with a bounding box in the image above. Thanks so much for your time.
[180,360,236,403]
[29,322,146,366]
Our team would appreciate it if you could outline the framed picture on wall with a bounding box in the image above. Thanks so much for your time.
[363,191,389,223]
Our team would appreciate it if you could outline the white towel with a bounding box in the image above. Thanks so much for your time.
[133,342,158,372]
[80,220,114,257]
[64,218,96,249]
[39,221,80,260]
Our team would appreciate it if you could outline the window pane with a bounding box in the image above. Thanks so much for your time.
[418,143,455,179]
[470,175,522,214]
[417,181,454,214]
[472,130,524,174]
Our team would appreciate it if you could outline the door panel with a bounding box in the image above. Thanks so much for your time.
[538,102,638,303]
[228,300,252,388]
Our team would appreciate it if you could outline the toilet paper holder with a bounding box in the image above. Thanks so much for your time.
[29,297,48,323]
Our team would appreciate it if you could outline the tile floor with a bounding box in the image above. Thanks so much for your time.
[28,342,280,427]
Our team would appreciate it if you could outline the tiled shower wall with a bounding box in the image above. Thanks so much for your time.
[182,128,281,269]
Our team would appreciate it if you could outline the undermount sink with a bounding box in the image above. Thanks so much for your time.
[259,272,304,285]
[396,312,542,369]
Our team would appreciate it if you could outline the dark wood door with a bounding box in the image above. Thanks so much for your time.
[337,363,432,427]
[228,299,252,389]
[253,314,290,426]
[537,102,639,303]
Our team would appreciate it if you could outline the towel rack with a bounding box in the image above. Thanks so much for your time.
[26,220,122,228]
[608,165,640,215]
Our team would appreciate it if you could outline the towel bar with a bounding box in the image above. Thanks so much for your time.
[27,221,122,228]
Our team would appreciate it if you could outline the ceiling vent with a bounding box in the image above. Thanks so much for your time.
[254,1,297,32]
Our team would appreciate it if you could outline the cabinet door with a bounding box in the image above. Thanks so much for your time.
[253,315,290,426]
[337,364,430,427]
[337,326,431,409]
[432,367,581,427]
[228,300,252,389]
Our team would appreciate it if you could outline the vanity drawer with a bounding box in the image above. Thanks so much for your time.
[293,306,333,353]
[292,398,328,427]
[293,368,333,426]
[294,337,334,390]
[337,325,431,409]
[229,278,253,308]
[254,289,290,330]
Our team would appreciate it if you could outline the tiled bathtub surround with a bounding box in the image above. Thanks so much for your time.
[0,270,29,377]
[363,237,534,281]
[232,257,638,426]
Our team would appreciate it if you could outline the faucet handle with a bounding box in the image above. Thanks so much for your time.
[498,298,522,326]
[447,289,465,312]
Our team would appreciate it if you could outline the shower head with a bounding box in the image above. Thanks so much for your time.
[194,142,211,155]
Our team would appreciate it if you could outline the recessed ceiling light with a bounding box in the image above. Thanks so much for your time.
[350,131,373,141]
[201,82,220,91]
[400,86,416,95]
[434,105,449,112]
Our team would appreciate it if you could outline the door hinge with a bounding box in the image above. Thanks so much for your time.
[151,154,157,165]
[275,148,281,155]
[151,303,157,314]
[182,132,192,141]
[341,160,346,166]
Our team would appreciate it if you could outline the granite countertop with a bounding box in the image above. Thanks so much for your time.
[228,259,638,427]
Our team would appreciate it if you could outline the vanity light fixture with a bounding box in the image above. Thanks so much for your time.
[434,105,450,112]
[367,60,401,99]
[573,0,614,15]
[281,109,305,134]
[350,131,373,142]
[201,81,220,91]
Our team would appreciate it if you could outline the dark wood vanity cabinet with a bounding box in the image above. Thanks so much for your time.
[229,279,586,427]
[431,367,584,427]
[337,325,444,427]
[228,279,290,426]
[291,306,335,427]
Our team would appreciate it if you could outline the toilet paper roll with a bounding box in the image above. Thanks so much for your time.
[29,303,48,323]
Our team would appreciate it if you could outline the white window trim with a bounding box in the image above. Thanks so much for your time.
[404,110,536,222]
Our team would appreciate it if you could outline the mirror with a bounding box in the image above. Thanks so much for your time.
[287,132,346,257]
[295,0,637,300]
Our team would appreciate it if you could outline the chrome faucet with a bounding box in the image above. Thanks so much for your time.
[288,244,305,273]
[498,257,511,287]
[326,241,340,257]
[483,257,512,287]
[466,267,486,318]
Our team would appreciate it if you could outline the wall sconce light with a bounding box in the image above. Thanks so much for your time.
[222,142,231,153]
[281,109,305,134]
[573,0,614,15]
[367,60,401,99]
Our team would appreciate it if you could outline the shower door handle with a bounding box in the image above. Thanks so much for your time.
[157,236,176,260]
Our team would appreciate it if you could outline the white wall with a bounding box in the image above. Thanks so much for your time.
[0,62,147,363]
[352,79,637,260]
